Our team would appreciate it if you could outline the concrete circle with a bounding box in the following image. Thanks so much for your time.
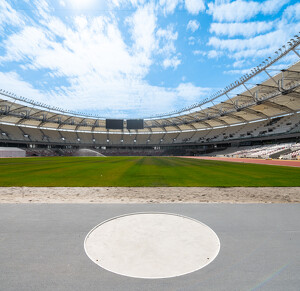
[84,212,220,279]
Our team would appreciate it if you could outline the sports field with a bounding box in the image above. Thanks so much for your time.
[0,156,299,187]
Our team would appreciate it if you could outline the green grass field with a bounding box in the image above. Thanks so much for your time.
[0,156,299,187]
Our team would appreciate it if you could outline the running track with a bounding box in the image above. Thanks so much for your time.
[182,156,300,167]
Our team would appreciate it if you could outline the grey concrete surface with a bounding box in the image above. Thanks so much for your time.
[0,204,299,291]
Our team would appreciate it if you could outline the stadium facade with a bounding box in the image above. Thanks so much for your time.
[0,38,300,157]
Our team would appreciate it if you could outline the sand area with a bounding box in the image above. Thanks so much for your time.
[0,187,299,203]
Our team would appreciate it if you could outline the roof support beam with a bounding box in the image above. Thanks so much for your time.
[242,84,256,101]
[8,105,28,113]
[264,70,278,86]
[225,92,237,107]
[75,118,86,130]
[292,48,300,58]
[92,119,99,131]
[186,123,197,130]
[256,83,279,90]
[28,109,46,118]
[281,69,300,74]
[58,116,74,129]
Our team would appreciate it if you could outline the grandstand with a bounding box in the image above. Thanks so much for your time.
[212,142,300,159]
[0,39,300,159]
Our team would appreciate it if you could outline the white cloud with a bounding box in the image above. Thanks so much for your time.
[0,2,196,116]
[185,0,205,15]
[163,56,181,69]
[232,60,246,68]
[208,20,300,60]
[0,26,52,65]
[176,82,211,101]
[224,68,254,75]
[260,0,289,15]
[208,32,272,51]
[59,0,66,7]
[0,71,53,106]
[207,50,220,59]
[156,25,180,68]
[159,0,181,14]
[0,12,158,111]
[187,20,200,32]
[109,0,146,8]
[188,36,196,45]
[127,3,157,67]
[207,0,258,22]
[111,0,204,16]
[32,0,51,19]
[210,21,274,37]
[157,25,178,41]
[0,0,24,34]
[193,49,223,59]
[193,50,204,55]
[283,2,300,21]
[0,70,210,117]
[207,0,289,22]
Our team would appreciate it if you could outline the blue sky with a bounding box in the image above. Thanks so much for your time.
[0,0,300,118]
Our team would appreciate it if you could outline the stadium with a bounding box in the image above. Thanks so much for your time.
[1,38,300,160]
[1,1,300,290]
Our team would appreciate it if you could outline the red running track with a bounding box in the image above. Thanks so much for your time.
[181,156,300,167]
